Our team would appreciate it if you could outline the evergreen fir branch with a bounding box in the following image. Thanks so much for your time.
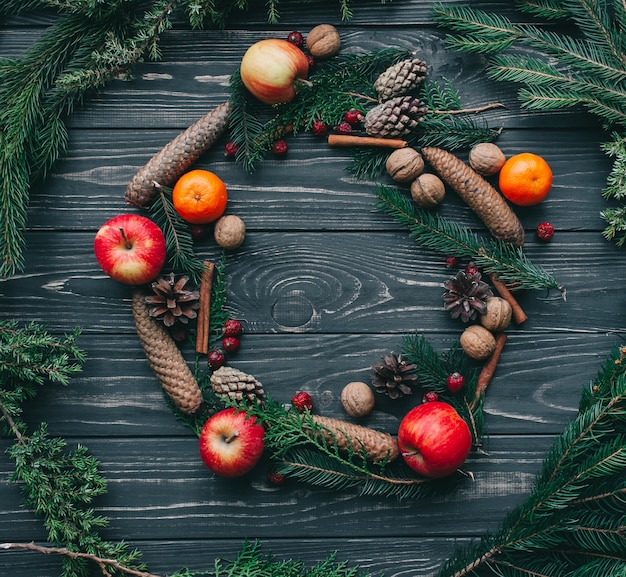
[516,0,571,20]
[245,397,471,501]
[401,333,483,444]
[147,184,206,283]
[436,344,626,577]
[374,184,564,295]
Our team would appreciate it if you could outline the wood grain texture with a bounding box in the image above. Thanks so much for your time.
[1,2,624,576]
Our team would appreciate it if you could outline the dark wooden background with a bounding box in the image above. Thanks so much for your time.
[1,2,624,576]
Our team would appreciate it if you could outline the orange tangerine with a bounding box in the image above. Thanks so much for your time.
[172,169,228,224]
[498,152,553,207]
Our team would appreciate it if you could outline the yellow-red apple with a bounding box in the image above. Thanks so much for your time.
[93,214,166,285]
[199,408,265,478]
[397,401,472,479]
[240,39,309,105]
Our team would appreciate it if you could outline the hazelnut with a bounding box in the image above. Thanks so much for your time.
[480,296,512,333]
[468,142,506,177]
[213,214,246,250]
[460,325,496,360]
[385,148,424,183]
[341,381,375,418]
[306,24,341,59]
[410,173,446,207]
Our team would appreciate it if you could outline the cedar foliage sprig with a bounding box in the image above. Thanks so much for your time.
[436,344,626,577]
[374,184,565,295]
[432,1,626,246]
[0,321,148,577]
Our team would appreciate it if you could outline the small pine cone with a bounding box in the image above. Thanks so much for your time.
[145,273,200,327]
[308,415,399,463]
[132,290,203,414]
[371,352,418,399]
[374,57,428,100]
[364,96,428,138]
[210,366,265,404]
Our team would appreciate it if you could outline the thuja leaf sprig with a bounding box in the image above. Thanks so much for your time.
[374,184,565,296]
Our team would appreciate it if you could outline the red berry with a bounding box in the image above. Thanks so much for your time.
[465,262,480,276]
[208,349,226,370]
[344,108,363,125]
[536,221,555,242]
[272,140,288,157]
[446,372,466,394]
[305,54,315,70]
[336,121,352,134]
[189,224,209,240]
[311,119,329,137]
[222,319,243,337]
[287,31,304,47]
[422,390,439,403]
[267,468,286,486]
[291,391,313,412]
[222,337,240,353]
[445,255,459,268]
[224,141,239,158]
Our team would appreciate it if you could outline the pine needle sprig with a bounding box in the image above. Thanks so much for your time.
[147,184,206,283]
[432,1,626,247]
[436,344,626,577]
[374,184,564,295]
[243,397,468,501]
[400,333,484,444]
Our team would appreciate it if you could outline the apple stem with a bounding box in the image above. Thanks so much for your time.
[119,227,132,249]
[401,451,419,458]
[223,431,239,443]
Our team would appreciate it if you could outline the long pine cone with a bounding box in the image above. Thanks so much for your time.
[421,146,525,247]
[132,290,203,414]
[125,101,231,207]
[309,415,399,463]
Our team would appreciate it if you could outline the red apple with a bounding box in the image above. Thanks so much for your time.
[94,214,166,285]
[240,39,309,105]
[397,401,472,479]
[199,408,265,478]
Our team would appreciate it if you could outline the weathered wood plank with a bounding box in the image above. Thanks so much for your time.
[26,127,613,232]
[0,331,609,439]
[0,433,554,542]
[0,537,470,577]
[1,232,622,333]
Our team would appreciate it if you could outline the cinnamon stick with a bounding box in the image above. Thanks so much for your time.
[195,261,214,355]
[489,273,527,325]
[327,134,408,149]
[472,332,508,409]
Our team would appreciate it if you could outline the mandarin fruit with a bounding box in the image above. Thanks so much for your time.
[172,169,228,224]
[498,152,552,206]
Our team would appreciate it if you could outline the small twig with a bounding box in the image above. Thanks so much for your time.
[489,273,528,325]
[430,102,506,115]
[472,332,508,410]
[195,261,215,355]
[327,134,408,148]
[0,542,162,577]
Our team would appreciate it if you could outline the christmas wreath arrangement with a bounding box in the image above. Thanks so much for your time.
[1,1,625,577]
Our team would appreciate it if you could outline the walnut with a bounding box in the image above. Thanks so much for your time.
[468,142,506,177]
[480,296,512,333]
[340,381,375,418]
[460,325,496,360]
[213,214,246,250]
[306,24,341,59]
[385,147,424,183]
[410,173,445,207]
